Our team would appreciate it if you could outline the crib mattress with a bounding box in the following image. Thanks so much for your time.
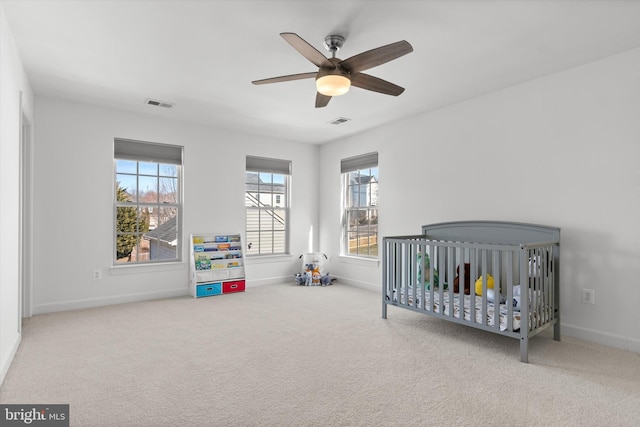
[391,288,547,332]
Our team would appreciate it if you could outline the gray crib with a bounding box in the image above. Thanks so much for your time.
[382,221,560,362]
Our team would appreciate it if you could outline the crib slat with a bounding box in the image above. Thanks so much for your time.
[506,252,514,332]
[420,242,426,311]
[405,241,411,308]
[436,245,442,315]
[536,247,541,328]
[521,246,530,324]
[481,249,488,326]
[395,240,402,305]
[428,244,435,312]
[547,246,552,322]
[519,245,529,362]
[493,249,500,330]
[545,246,552,324]
[382,238,388,318]
[411,242,416,308]
[455,246,462,319]
[470,248,477,323]
[447,245,455,318]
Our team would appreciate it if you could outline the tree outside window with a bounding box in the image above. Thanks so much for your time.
[114,139,182,265]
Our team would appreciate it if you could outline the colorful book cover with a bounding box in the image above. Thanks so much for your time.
[193,237,204,244]
[195,253,211,270]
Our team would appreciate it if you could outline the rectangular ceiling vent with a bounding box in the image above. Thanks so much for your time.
[145,98,175,108]
[328,117,351,125]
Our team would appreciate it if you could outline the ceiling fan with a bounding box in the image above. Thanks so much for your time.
[252,32,413,108]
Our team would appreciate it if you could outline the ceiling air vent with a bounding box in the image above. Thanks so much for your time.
[328,117,351,125]
[145,98,175,108]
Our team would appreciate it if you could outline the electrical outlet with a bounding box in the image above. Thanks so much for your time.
[93,269,102,280]
[582,288,595,304]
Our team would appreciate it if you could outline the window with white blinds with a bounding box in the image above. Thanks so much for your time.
[341,152,378,258]
[245,156,291,256]
[114,138,182,264]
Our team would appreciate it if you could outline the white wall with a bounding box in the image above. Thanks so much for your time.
[3,8,639,384]
[31,97,318,313]
[0,4,34,384]
[319,48,640,353]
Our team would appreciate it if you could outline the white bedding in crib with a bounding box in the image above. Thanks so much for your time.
[391,288,547,332]
[431,292,519,331]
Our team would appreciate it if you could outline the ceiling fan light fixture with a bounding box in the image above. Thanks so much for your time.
[316,74,350,96]
[252,32,412,107]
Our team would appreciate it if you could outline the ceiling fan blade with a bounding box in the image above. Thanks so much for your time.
[315,92,332,108]
[252,72,317,85]
[339,40,413,74]
[350,73,405,96]
[280,32,335,69]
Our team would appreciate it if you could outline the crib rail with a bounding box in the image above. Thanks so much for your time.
[382,234,560,362]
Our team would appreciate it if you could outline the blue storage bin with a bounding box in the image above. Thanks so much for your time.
[196,282,222,297]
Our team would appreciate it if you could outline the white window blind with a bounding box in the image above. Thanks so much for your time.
[114,138,183,165]
[246,155,292,174]
[340,152,378,173]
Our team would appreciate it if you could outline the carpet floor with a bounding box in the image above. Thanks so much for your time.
[1,283,639,426]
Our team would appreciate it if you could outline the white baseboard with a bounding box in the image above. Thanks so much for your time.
[246,276,293,287]
[322,283,640,355]
[0,332,21,387]
[332,276,378,293]
[31,277,292,315]
[32,288,189,315]
[562,322,639,353]
[629,337,640,354]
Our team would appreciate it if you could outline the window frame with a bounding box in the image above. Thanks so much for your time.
[245,156,291,257]
[113,138,183,266]
[341,152,379,259]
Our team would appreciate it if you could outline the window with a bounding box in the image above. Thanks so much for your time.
[342,152,379,258]
[245,156,291,256]
[114,139,182,264]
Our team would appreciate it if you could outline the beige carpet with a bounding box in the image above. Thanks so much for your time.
[1,283,639,426]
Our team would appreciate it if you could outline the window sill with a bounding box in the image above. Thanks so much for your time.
[245,254,295,265]
[110,262,186,276]
[339,255,379,267]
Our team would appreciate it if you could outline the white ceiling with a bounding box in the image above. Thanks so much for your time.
[4,0,640,144]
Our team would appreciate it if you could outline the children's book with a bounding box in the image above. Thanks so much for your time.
[195,253,211,270]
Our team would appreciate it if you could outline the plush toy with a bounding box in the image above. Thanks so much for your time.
[304,271,313,286]
[487,285,523,310]
[512,285,522,311]
[453,263,471,294]
[486,288,507,304]
[320,273,335,286]
[474,274,495,296]
[294,273,305,286]
[417,253,442,290]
